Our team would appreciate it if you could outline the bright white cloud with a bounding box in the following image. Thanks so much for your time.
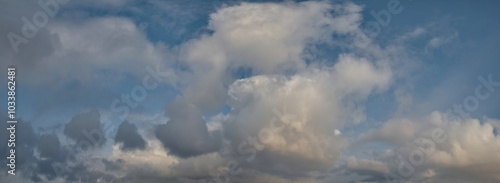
[357,111,500,182]
[180,1,365,113]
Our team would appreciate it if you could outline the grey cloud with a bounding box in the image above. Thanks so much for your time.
[115,121,147,151]
[155,98,222,158]
[0,116,62,182]
[37,133,61,159]
[102,159,125,171]
[63,108,105,146]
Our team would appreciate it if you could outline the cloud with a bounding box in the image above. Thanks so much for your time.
[63,108,105,146]
[427,32,458,49]
[356,111,500,182]
[169,0,394,180]
[426,117,500,182]
[109,140,179,179]
[37,133,62,159]
[336,156,391,182]
[155,98,222,158]
[106,139,228,182]
[222,55,390,176]
[179,1,363,113]
[2,14,173,88]
[115,121,147,151]
[357,118,418,145]
[3,0,497,182]
[1,6,177,119]
[38,16,172,86]
[345,156,389,173]
[229,172,321,183]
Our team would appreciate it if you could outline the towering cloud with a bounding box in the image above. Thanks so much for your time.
[180,1,364,113]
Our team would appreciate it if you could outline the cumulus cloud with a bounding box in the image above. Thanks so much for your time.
[108,139,179,179]
[2,14,173,88]
[221,54,390,176]
[37,133,62,159]
[63,108,105,146]
[180,1,364,113]
[356,111,500,182]
[357,118,419,145]
[1,6,177,119]
[114,1,394,180]
[115,121,147,151]
[155,98,222,158]
[129,0,392,180]
[426,117,500,182]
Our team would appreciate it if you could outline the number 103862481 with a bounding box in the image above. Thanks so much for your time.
[7,67,16,120]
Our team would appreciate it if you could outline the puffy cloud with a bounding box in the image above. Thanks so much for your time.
[108,139,179,179]
[180,1,364,113]
[332,54,391,96]
[222,55,390,176]
[170,0,394,179]
[63,108,105,146]
[37,133,62,159]
[2,14,173,88]
[357,111,500,182]
[115,121,147,151]
[199,1,358,73]
[39,17,172,86]
[155,98,222,158]
[106,139,227,182]
[1,6,177,119]
[357,118,418,145]
[426,117,500,182]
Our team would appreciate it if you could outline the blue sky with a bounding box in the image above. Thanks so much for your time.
[1,0,500,182]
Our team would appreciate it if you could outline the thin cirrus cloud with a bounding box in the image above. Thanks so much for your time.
[1,0,500,183]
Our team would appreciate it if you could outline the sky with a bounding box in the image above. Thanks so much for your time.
[1,0,500,182]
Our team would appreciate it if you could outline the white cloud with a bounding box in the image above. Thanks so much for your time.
[357,111,500,182]
[427,117,500,182]
[345,156,389,173]
[427,32,458,49]
[223,52,391,175]
[179,1,364,113]
[3,16,175,89]
[110,140,179,178]
[167,1,397,179]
